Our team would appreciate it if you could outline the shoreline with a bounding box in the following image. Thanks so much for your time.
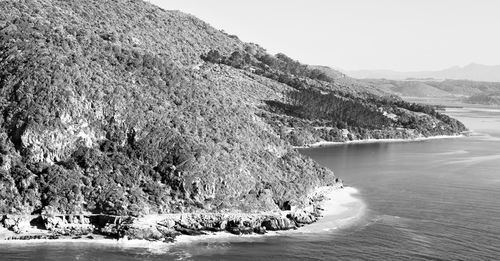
[295,133,467,149]
[0,134,461,245]
[0,185,362,245]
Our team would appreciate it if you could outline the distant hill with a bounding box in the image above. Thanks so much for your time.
[361,79,500,105]
[347,63,500,82]
[367,80,453,98]
[308,65,346,80]
[307,65,390,96]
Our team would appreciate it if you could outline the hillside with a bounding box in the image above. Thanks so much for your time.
[307,65,390,97]
[0,0,466,240]
[346,63,500,82]
[364,80,453,98]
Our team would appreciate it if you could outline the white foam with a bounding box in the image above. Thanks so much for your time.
[294,187,365,233]
[296,135,465,148]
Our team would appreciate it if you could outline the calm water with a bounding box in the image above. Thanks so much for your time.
[1,106,499,260]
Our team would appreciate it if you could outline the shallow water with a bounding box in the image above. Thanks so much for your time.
[1,106,499,260]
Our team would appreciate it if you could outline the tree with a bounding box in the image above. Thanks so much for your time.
[201,50,222,63]
[227,51,245,68]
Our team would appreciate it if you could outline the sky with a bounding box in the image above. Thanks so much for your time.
[147,0,500,71]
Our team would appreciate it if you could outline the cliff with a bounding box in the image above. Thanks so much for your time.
[0,0,466,240]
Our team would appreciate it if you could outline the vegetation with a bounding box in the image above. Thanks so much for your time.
[465,93,500,105]
[0,0,339,216]
[201,49,467,146]
[284,89,391,129]
[202,49,332,90]
[0,0,466,217]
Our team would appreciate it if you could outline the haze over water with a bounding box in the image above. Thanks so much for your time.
[1,106,499,260]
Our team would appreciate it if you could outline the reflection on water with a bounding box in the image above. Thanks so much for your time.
[1,106,499,260]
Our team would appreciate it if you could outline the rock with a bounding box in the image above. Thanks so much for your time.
[262,216,296,231]
[228,226,253,235]
[158,219,176,229]
[2,216,17,229]
[253,226,267,234]
[157,226,181,239]
[174,226,206,236]
[123,225,163,240]
[163,237,175,243]
[177,215,203,230]
[44,216,64,230]
[288,210,316,225]
[216,220,228,231]
[100,224,121,238]
[2,215,31,234]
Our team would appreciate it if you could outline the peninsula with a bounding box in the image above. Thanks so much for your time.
[0,0,466,242]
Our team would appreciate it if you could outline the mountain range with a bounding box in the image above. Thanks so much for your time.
[346,63,500,82]
[312,65,500,104]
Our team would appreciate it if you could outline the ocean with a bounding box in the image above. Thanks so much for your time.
[1,106,499,260]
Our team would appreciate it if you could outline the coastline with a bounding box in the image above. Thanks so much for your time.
[295,134,466,149]
[294,186,364,233]
[0,184,362,245]
[0,134,462,245]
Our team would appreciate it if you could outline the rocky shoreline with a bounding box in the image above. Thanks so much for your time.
[0,185,343,243]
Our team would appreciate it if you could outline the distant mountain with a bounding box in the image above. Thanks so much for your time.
[360,78,500,105]
[347,63,500,82]
[364,80,454,98]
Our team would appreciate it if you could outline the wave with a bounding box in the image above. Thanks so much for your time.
[432,150,469,156]
[446,154,500,165]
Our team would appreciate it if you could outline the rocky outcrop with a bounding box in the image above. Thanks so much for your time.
[0,209,321,242]
[1,185,335,242]
[1,215,32,234]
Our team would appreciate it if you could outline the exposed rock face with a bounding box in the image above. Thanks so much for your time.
[0,193,326,241]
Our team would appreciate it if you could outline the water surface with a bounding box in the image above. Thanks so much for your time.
[1,106,499,260]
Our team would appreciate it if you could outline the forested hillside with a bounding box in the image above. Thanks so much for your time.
[200,50,466,146]
[0,0,466,221]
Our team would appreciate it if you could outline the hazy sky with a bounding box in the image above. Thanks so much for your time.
[148,0,500,71]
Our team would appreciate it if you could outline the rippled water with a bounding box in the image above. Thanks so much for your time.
[1,106,499,260]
